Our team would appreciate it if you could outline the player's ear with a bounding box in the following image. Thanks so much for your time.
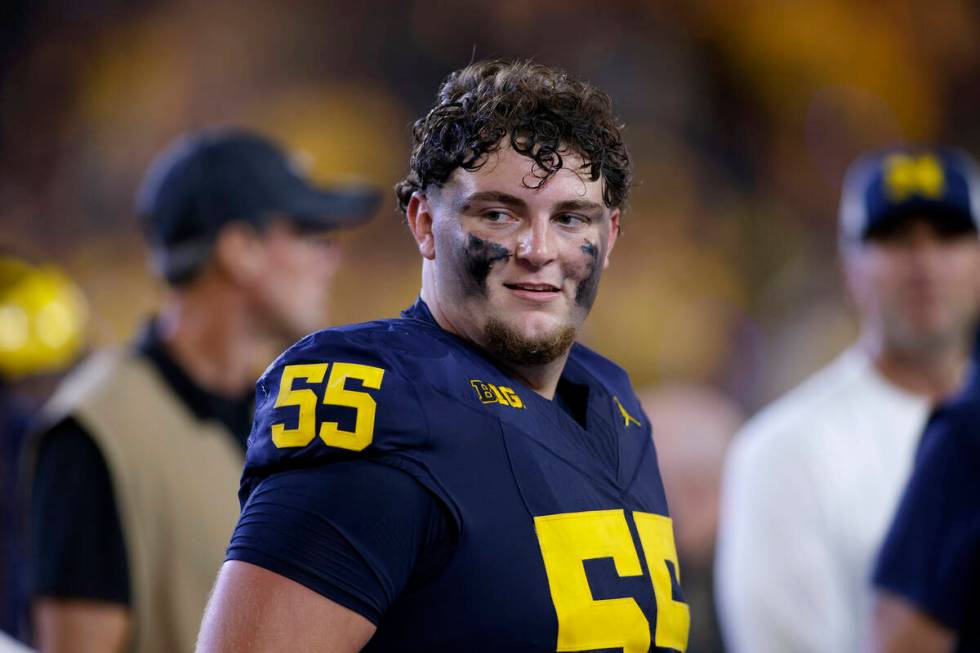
[213,222,264,285]
[603,209,621,269]
[406,192,436,260]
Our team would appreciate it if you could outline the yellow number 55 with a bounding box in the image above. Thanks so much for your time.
[270,362,385,451]
[535,509,689,652]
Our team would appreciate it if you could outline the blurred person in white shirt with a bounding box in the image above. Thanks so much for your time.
[715,147,980,653]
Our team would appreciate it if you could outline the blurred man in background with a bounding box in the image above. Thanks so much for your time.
[716,147,980,652]
[639,384,744,653]
[869,329,980,653]
[23,128,379,653]
[0,255,88,646]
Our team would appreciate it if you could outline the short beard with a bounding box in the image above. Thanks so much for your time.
[483,317,576,366]
[886,321,972,359]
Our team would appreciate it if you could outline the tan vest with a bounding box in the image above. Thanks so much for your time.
[40,349,245,653]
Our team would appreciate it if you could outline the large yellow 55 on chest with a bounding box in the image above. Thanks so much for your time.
[534,509,690,653]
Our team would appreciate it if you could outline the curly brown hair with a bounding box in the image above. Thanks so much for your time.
[395,60,633,212]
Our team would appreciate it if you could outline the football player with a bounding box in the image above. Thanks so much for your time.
[197,60,690,653]
[869,332,980,652]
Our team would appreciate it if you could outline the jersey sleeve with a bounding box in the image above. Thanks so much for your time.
[241,325,455,516]
[873,402,980,630]
[232,326,461,623]
[226,460,456,624]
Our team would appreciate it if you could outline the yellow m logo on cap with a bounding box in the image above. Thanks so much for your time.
[883,154,946,202]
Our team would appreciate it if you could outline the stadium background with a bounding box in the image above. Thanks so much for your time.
[5,2,980,650]
[4,0,980,410]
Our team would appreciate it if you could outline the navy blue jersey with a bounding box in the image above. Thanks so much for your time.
[874,369,980,651]
[230,299,689,652]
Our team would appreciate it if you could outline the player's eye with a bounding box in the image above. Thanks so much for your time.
[554,214,589,227]
[483,210,514,223]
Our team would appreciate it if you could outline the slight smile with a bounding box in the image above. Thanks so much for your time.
[503,282,562,302]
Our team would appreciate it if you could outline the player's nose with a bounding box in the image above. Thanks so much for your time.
[514,218,556,268]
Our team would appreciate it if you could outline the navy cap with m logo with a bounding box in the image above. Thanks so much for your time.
[839,147,980,246]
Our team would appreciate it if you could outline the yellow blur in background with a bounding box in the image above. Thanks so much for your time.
[3,0,979,407]
[0,257,88,381]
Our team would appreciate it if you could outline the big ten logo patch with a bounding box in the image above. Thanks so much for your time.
[470,380,525,409]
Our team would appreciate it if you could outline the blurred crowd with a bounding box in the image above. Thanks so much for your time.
[3,1,980,652]
[5,0,980,401]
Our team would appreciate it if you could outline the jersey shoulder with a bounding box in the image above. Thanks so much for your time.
[924,373,980,455]
[568,342,646,426]
[568,342,632,390]
[939,369,980,419]
[244,318,453,489]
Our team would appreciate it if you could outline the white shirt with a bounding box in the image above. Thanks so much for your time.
[0,632,32,653]
[715,347,931,653]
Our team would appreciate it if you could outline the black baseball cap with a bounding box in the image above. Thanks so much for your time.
[839,146,980,246]
[137,128,381,282]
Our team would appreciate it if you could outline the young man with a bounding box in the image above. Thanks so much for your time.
[27,128,379,653]
[197,60,691,652]
[869,332,980,653]
[715,148,980,653]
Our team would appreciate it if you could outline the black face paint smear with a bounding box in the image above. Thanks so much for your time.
[574,239,601,308]
[462,233,511,297]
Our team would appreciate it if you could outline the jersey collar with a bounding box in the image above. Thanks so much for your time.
[400,296,439,326]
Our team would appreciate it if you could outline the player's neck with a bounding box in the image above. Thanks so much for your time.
[494,353,570,401]
[421,286,569,400]
[156,289,262,398]
[860,332,970,403]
